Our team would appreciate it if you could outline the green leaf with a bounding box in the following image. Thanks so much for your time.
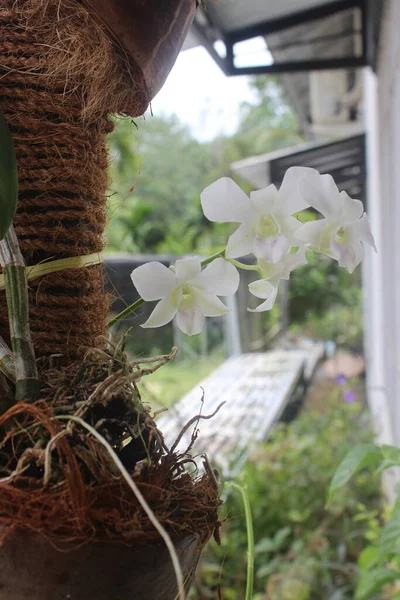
[355,567,400,599]
[273,526,292,550]
[327,443,382,503]
[380,509,400,558]
[358,545,379,570]
[0,112,18,240]
[254,537,275,554]
[379,444,400,469]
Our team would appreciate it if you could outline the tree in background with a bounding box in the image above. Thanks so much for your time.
[106,76,303,255]
[107,115,211,253]
[235,75,302,156]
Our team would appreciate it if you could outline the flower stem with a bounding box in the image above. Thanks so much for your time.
[200,250,225,267]
[228,258,261,273]
[225,481,254,600]
[108,297,145,329]
[0,226,39,402]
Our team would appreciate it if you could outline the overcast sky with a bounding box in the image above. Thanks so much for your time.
[148,46,257,142]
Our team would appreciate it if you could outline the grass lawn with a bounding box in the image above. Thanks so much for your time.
[139,350,225,411]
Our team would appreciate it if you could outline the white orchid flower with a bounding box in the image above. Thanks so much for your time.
[294,170,376,273]
[130,257,239,336]
[200,167,311,264]
[248,247,307,312]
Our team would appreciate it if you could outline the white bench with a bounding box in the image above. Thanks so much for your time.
[157,346,323,472]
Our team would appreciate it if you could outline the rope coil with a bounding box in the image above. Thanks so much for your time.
[0,0,144,358]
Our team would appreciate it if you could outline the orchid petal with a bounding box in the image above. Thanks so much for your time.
[278,166,316,213]
[282,246,308,273]
[248,294,279,312]
[258,247,307,281]
[175,256,201,282]
[193,258,239,296]
[257,259,282,280]
[195,290,230,317]
[331,238,364,273]
[176,305,205,336]
[250,184,279,215]
[141,291,181,328]
[253,233,290,263]
[200,177,251,223]
[248,280,279,312]
[299,173,340,218]
[349,213,377,250]
[279,214,304,244]
[226,222,255,259]
[248,278,277,299]
[131,262,177,301]
[339,191,364,223]
[295,219,331,250]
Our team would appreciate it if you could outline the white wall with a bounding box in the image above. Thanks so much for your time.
[364,0,400,450]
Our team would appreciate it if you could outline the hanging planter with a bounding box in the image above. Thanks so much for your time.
[81,0,197,105]
[0,530,205,600]
[0,1,219,599]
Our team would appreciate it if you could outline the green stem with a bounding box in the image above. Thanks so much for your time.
[227,258,261,273]
[108,298,145,329]
[0,226,39,402]
[200,250,225,267]
[226,481,254,600]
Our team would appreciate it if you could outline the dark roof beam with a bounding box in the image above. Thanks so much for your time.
[195,0,369,75]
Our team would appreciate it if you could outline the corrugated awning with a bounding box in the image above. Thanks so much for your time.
[185,0,379,75]
[232,133,366,206]
[201,0,347,34]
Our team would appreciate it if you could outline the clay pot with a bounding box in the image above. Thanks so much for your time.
[0,528,205,599]
[82,0,197,103]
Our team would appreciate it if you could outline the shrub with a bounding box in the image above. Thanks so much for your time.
[192,400,381,600]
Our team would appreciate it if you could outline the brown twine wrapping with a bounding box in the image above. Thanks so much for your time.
[0,0,148,360]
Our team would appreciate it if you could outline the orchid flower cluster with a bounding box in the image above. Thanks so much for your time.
[130,167,376,336]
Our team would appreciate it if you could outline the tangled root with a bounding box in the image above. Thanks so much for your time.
[0,347,220,548]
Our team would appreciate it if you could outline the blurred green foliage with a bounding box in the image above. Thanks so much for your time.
[139,349,225,411]
[329,444,400,599]
[192,400,381,600]
[289,252,363,350]
[106,77,302,255]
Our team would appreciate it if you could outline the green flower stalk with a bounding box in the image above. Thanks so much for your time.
[0,226,39,401]
[226,481,254,600]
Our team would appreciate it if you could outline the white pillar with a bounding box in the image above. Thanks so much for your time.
[363,67,394,446]
[224,294,242,357]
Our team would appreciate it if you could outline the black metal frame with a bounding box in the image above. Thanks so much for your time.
[270,134,367,207]
[194,0,371,75]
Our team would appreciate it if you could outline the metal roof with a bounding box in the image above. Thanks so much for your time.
[203,0,347,34]
[232,133,367,205]
[186,0,369,74]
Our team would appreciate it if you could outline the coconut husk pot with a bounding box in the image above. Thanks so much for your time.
[0,1,220,598]
[0,529,204,599]
[82,0,197,105]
